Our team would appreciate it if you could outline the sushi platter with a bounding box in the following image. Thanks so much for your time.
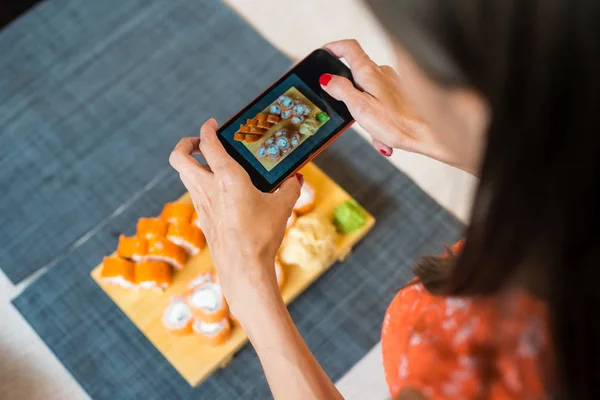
[91,162,375,386]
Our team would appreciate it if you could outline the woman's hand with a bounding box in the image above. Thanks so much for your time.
[321,39,476,173]
[169,119,302,315]
[170,121,343,400]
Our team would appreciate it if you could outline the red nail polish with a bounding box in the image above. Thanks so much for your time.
[319,73,332,86]
[295,172,304,185]
[380,149,388,156]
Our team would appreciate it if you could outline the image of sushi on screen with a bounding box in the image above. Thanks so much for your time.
[234,86,331,172]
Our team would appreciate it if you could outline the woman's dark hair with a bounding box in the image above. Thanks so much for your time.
[367,0,599,398]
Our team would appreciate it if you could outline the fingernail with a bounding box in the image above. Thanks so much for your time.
[319,73,332,86]
[295,172,304,185]
[380,149,389,156]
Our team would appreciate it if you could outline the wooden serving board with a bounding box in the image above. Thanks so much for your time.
[91,163,375,386]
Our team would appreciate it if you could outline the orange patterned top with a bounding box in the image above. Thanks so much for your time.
[381,244,553,399]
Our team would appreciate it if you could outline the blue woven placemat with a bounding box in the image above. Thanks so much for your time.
[14,130,464,400]
[0,0,292,284]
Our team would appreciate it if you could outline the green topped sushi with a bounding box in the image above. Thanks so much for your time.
[316,112,330,123]
[333,200,367,233]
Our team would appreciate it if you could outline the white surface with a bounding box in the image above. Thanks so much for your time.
[0,1,475,399]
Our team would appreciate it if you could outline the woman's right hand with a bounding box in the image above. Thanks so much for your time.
[321,39,471,172]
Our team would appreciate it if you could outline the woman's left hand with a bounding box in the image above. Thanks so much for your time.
[169,118,302,315]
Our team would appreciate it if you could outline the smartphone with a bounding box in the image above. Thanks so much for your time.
[217,49,355,192]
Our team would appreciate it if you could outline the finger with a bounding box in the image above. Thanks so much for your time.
[372,138,393,157]
[321,74,375,120]
[275,173,302,210]
[170,137,211,178]
[323,39,378,77]
[198,118,237,172]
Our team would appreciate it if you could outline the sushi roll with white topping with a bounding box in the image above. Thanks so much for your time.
[256,145,267,158]
[186,280,229,323]
[266,144,281,161]
[269,104,281,115]
[281,109,293,119]
[276,136,290,153]
[279,96,294,110]
[292,104,305,117]
[291,115,305,124]
[275,129,288,137]
[302,105,311,115]
[193,318,232,346]
[162,296,194,335]
[293,182,316,215]
[265,137,275,146]
[289,133,300,148]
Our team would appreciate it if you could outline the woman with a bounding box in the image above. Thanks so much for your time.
[169,1,599,398]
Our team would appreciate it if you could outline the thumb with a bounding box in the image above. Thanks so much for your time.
[320,74,371,119]
[276,173,303,210]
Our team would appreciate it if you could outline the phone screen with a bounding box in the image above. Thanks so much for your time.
[218,50,354,192]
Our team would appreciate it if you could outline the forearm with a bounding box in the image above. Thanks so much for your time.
[237,278,343,400]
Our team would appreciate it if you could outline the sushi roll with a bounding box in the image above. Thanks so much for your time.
[274,260,285,290]
[281,109,293,119]
[291,115,305,124]
[279,96,294,110]
[166,223,206,255]
[293,182,316,215]
[269,104,282,115]
[292,104,305,117]
[146,237,188,270]
[239,124,251,134]
[246,119,257,128]
[161,202,194,225]
[137,218,167,239]
[162,296,194,335]
[265,137,275,146]
[101,256,135,289]
[192,317,232,346]
[248,126,267,135]
[117,235,147,262]
[276,136,290,153]
[289,133,301,148]
[275,129,288,137]
[286,211,297,231]
[302,105,311,116]
[188,272,214,289]
[267,114,280,125]
[257,120,271,129]
[135,260,172,290]
[186,280,229,323]
[245,134,261,143]
[191,210,201,229]
[266,144,281,161]
[256,145,267,158]
[233,133,246,141]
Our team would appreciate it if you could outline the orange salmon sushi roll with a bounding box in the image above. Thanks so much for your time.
[137,218,167,239]
[117,235,147,262]
[186,280,229,323]
[192,317,232,346]
[274,260,285,290]
[146,237,188,270]
[191,210,201,229]
[160,202,194,225]
[293,182,316,215]
[135,260,172,290]
[101,256,135,289]
[286,211,297,232]
[162,296,193,335]
[167,223,205,255]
